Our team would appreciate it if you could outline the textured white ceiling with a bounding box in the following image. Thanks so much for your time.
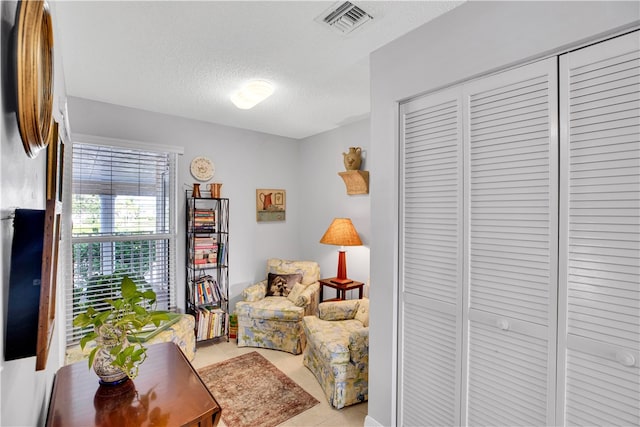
[53,1,463,139]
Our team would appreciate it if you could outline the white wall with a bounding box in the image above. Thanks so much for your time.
[67,96,306,312]
[298,119,371,298]
[67,97,373,310]
[1,1,67,425]
[368,2,639,426]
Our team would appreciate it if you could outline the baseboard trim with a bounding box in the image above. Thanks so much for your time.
[364,415,385,427]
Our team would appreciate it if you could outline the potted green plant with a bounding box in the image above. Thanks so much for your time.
[73,275,169,385]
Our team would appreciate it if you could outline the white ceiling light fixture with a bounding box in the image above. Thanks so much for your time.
[230,79,275,110]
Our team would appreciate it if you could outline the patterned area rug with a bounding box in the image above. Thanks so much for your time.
[197,351,319,427]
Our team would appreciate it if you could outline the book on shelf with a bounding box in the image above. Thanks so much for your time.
[191,208,216,231]
[191,275,225,305]
[217,242,226,265]
[202,280,214,303]
[190,237,219,267]
[196,280,205,304]
[194,208,215,216]
[211,279,222,302]
[194,236,217,245]
[192,208,215,218]
[193,258,218,267]
[195,306,227,340]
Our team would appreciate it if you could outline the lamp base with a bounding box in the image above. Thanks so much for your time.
[335,250,352,284]
[331,278,354,285]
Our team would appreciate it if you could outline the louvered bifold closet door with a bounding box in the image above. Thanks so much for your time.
[462,58,559,426]
[558,31,640,427]
[399,87,463,427]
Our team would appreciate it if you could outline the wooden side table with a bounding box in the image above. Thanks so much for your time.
[319,278,364,302]
[46,342,221,427]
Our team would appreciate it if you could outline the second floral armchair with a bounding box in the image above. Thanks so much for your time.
[302,298,369,409]
[235,258,320,354]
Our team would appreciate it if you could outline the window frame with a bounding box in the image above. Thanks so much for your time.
[64,134,183,347]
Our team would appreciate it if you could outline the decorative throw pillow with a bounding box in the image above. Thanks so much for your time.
[354,298,369,327]
[286,282,308,306]
[266,273,303,297]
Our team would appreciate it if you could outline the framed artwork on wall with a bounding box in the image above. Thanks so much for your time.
[256,189,286,222]
[46,121,64,202]
[36,121,63,370]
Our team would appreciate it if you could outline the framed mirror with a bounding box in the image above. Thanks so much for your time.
[16,0,54,158]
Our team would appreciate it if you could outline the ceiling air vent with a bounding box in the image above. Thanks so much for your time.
[316,1,373,35]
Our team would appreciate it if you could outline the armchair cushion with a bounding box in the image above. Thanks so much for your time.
[239,296,305,322]
[318,299,360,321]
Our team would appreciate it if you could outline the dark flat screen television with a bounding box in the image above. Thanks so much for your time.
[5,208,45,360]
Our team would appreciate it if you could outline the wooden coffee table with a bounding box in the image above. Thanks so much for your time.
[46,342,220,427]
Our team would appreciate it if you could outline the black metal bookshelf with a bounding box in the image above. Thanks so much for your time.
[185,191,229,343]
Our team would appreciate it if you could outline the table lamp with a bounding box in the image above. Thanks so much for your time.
[320,218,362,285]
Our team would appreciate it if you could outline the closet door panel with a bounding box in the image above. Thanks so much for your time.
[463,57,559,426]
[558,30,640,427]
[403,298,459,426]
[566,349,640,426]
[399,87,463,426]
[467,322,549,426]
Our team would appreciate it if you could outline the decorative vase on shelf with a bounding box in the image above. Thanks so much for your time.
[343,147,362,171]
[209,182,222,198]
[192,183,201,198]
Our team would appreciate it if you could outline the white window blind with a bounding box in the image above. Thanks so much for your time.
[66,142,177,345]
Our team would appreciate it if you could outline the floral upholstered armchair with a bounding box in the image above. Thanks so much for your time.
[302,298,369,409]
[235,259,320,354]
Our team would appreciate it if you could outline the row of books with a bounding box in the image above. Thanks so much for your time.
[190,275,226,305]
[195,307,227,340]
[190,236,219,267]
[191,208,216,232]
[190,246,227,268]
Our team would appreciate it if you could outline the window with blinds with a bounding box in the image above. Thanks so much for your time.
[66,143,177,346]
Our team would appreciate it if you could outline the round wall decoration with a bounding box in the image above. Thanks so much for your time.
[16,0,55,158]
[190,156,215,181]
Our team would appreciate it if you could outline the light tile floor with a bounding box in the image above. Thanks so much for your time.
[192,341,368,427]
